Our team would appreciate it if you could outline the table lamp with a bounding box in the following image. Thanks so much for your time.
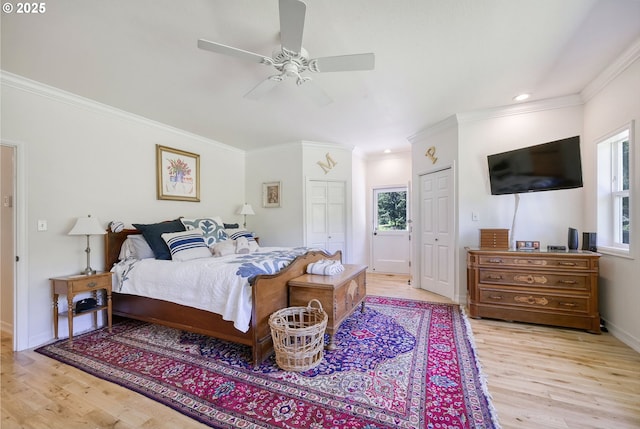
[239,203,255,228]
[68,214,106,275]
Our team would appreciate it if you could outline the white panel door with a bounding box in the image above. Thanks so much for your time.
[306,180,346,257]
[326,181,346,254]
[420,169,454,299]
[372,187,410,274]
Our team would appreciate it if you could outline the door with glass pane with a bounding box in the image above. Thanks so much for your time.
[372,186,410,274]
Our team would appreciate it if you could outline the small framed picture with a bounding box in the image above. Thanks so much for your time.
[516,240,540,250]
[156,145,200,202]
[263,181,281,208]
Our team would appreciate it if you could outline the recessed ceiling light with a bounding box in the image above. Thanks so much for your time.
[513,93,531,102]
[384,149,391,153]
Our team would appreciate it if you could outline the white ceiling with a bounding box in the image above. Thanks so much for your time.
[2,0,640,155]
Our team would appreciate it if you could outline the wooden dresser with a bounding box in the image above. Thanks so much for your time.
[466,248,601,333]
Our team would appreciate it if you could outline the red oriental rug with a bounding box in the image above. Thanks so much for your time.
[36,296,501,428]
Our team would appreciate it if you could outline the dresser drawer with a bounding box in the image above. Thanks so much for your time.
[479,288,589,313]
[477,254,593,271]
[478,269,589,291]
[64,274,111,293]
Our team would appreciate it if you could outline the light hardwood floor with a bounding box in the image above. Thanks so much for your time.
[2,273,639,428]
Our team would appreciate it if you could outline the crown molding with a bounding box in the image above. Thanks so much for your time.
[456,94,583,124]
[245,141,303,155]
[0,71,244,154]
[581,36,640,102]
[407,114,458,144]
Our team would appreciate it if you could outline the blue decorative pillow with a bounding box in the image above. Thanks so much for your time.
[161,230,211,262]
[132,219,185,260]
[180,217,226,247]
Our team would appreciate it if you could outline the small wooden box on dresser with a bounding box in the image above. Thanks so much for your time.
[466,248,601,333]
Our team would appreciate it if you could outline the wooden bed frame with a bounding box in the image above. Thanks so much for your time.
[104,229,341,367]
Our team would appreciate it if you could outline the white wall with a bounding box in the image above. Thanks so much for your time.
[245,143,304,246]
[351,150,368,266]
[582,51,640,352]
[458,101,585,249]
[1,73,246,349]
[245,141,361,262]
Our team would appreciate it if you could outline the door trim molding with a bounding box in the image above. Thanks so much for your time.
[413,165,458,302]
[1,140,29,351]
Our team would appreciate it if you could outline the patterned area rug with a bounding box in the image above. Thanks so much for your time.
[36,296,500,429]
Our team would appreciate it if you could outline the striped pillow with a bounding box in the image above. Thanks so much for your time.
[161,230,211,262]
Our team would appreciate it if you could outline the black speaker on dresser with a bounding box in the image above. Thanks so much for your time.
[582,232,597,252]
[568,227,579,250]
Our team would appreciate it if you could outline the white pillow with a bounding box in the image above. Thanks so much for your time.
[118,235,155,260]
[211,240,236,257]
[161,230,211,262]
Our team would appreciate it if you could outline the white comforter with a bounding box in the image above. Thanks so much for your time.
[111,247,316,333]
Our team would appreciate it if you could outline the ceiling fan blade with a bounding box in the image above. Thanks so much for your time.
[310,53,375,73]
[198,39,270,64]
[279,0,306,53]
[244,77,282,100]
[301,80,333,106]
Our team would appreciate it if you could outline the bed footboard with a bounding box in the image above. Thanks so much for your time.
[250,249,342,365]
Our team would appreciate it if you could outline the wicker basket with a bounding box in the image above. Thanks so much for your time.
[269,299,328,372]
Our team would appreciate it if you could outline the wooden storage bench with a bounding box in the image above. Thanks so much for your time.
[288,264,367,350]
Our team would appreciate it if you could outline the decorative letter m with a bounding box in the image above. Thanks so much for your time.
[317,153,337,174]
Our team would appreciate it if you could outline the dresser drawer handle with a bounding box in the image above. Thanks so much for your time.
[558,262,577,266]
[487,258,503,264]
[558,280,578,285]
[559,301,578,307]
[514,274,548,284]
[87,281,98,288]
[485,275,503,280]
[488,295,503,300]
[514,295,549,305]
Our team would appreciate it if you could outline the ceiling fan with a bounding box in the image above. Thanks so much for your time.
[197,0,375,104]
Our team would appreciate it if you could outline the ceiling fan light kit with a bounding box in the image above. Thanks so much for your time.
[198,0,375,102]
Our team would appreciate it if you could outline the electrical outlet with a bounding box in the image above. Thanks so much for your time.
[37,220,48,231]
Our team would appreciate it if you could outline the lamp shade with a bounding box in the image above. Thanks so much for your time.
[68,215,106,236]
[239,204,255,216]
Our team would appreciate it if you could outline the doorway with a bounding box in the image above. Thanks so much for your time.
[371,186,410,274]
[419,168,454,299]
[1,145,16,338]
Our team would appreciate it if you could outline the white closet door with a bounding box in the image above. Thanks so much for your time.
[420,168,454,299]
[306,180,346,257]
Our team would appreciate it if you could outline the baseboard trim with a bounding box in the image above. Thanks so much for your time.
[601,317,640,354]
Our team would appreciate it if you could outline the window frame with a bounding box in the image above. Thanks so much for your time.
[373,186,409,232]
[596,121,633,257]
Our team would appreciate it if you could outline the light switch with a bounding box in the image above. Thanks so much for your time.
[472,212,479,222]
[37,220,47,231]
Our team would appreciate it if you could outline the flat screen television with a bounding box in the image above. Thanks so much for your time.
[487,136,583,195]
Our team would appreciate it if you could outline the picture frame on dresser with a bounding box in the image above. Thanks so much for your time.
[516,240,540,250]
[156,145,200,202]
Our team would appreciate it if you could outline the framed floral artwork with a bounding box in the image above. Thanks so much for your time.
[263,181,281,208]
[156,145,200,202]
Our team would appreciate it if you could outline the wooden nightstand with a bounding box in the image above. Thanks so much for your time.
[50,271,113,341]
